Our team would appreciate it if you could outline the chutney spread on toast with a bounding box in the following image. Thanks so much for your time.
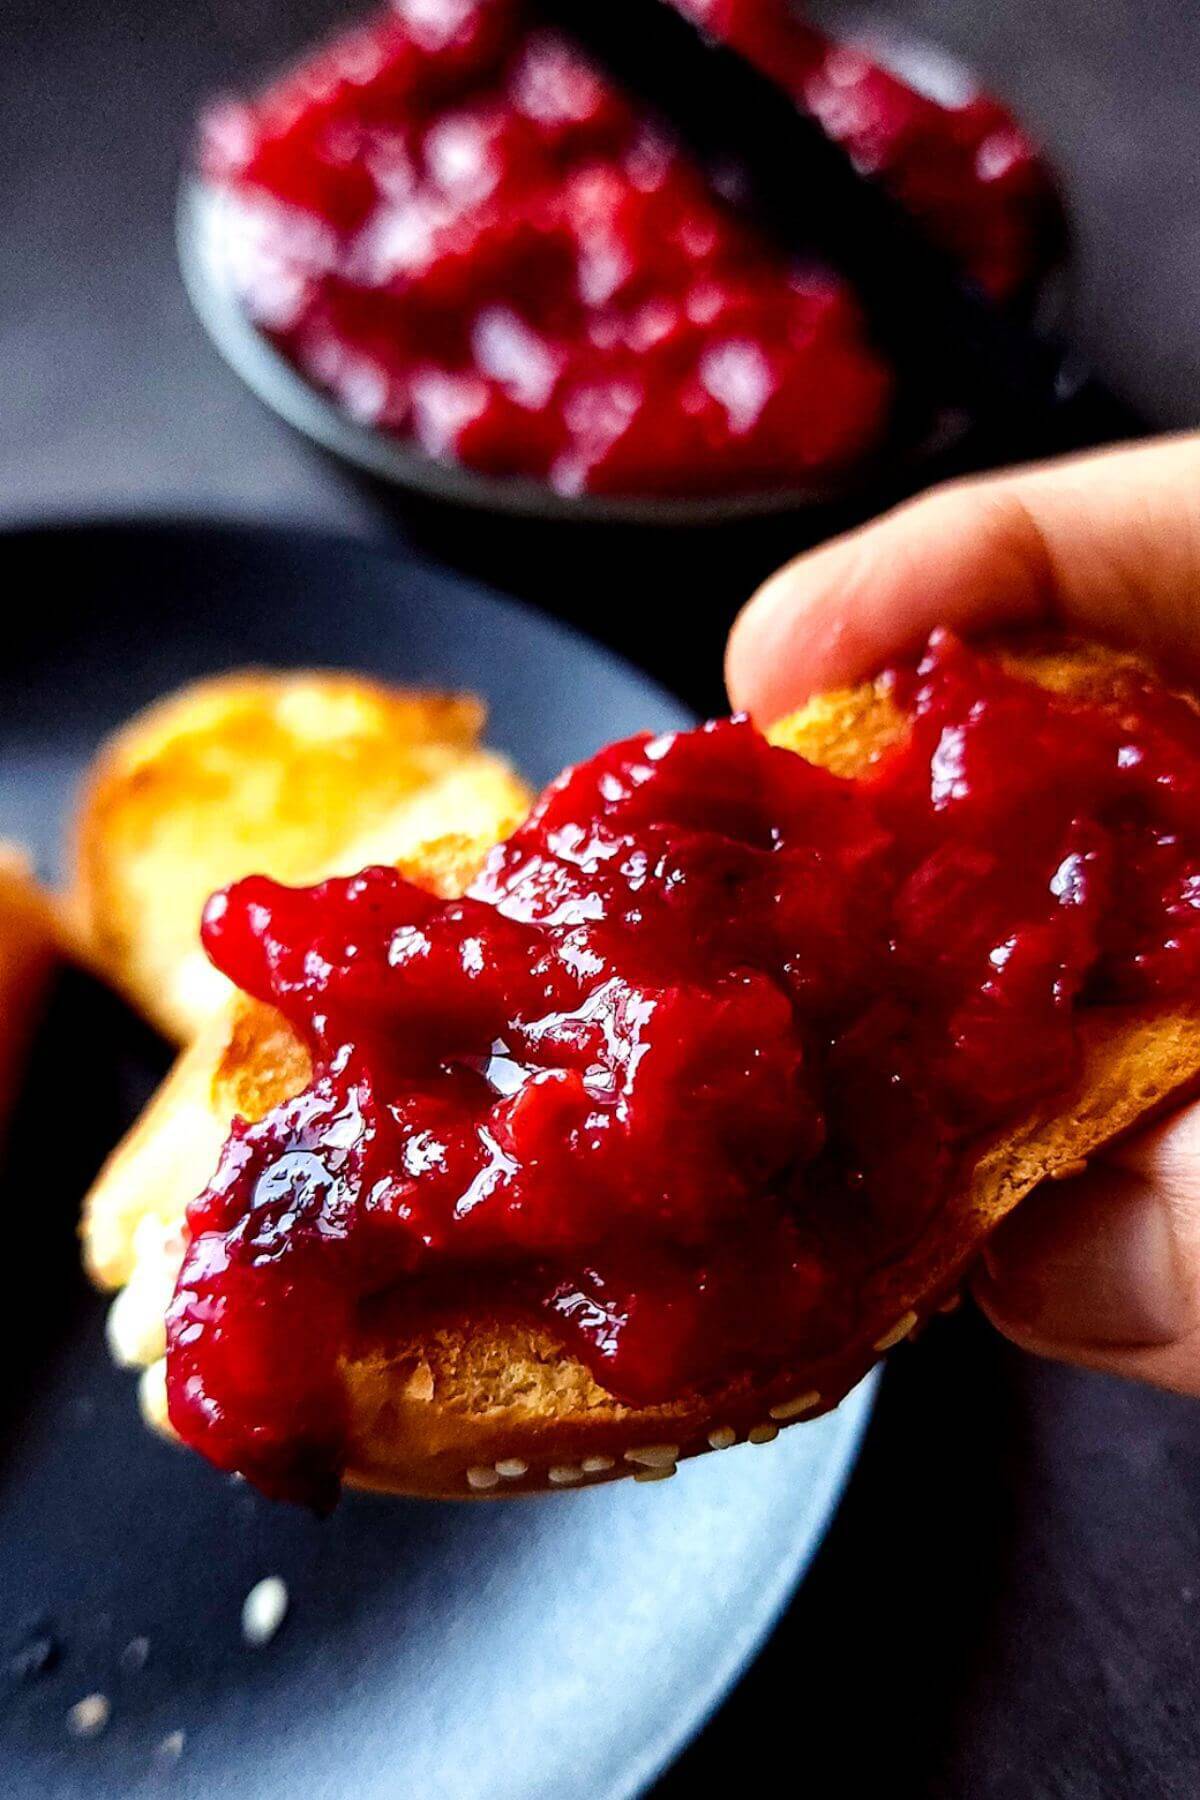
[162,633,1200,1505]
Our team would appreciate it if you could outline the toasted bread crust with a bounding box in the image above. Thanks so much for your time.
[66,670,531,1043]
[0,847,58,1141]
[82,642,1200,1497]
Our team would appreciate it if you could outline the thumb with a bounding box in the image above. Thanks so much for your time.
[974,1101,1200,1395]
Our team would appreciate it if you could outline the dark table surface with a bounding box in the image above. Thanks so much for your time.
[5,1,1200,1793]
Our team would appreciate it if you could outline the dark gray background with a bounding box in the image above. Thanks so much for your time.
[5,1,1200,1794]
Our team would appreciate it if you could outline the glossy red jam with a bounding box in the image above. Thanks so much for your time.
[200,0,1058,499]
[168,635,1200,1506]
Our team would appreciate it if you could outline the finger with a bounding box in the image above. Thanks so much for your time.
[973,1102,1200,1396]
[726,479,1049,722]
[727,432,1200,724]
[1105,1090,1200,1188]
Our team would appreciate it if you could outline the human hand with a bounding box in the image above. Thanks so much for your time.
[727,433,1200,1394]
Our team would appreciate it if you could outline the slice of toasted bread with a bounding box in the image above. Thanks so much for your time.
[0,846,58,1141]
[82,641,1200,1499]
[65,670,531,1043]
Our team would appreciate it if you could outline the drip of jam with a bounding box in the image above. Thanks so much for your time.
[200,0,1059,499]
[167,634,1200,1506]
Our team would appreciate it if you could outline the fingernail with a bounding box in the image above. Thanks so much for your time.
[979,1167,1197,1348]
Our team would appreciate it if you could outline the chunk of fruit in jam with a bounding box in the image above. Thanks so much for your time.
[200,0,1058,498]
[167,633,1200,1505]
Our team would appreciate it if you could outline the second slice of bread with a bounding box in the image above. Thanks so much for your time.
[66,670,531,1043]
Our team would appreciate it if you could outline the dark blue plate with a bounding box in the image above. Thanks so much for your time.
[0,520,876,1799]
